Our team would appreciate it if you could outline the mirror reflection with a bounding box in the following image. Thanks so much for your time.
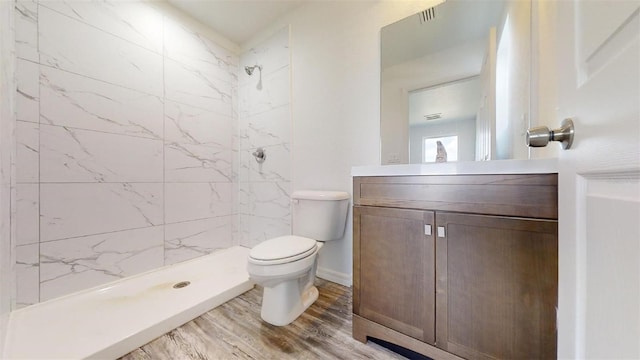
[380,0,531,164]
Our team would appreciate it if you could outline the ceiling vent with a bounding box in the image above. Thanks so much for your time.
[424,113,442,121]
[418,7,437,24]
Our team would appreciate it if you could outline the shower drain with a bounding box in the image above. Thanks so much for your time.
[173,281,191,289]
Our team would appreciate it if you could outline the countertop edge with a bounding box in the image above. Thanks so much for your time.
[351,158,559,177]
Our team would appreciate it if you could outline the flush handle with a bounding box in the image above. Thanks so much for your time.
[526,118,574,149]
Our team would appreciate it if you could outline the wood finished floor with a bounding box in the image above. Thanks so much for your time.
[121,279,406,360]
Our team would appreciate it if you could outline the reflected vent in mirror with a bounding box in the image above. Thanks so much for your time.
[424,113,442,121]
[418,7,437,24]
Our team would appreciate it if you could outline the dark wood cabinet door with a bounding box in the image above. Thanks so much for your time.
[353,206,435,344]
[435,212,558,359]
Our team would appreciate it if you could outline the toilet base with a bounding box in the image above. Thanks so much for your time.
[260,281,319,326]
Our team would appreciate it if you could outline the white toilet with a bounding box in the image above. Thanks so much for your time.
[247,190,350,326]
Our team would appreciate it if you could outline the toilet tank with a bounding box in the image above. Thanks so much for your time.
[292,190,350,241]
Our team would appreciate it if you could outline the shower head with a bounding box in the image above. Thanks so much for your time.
[245,64,262,76]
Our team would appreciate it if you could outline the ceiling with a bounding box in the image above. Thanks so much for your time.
[381,0,505,69]
[408,77,481,126]
[167,0,304,45]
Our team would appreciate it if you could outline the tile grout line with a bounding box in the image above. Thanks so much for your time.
[39,1,240,85]
[38,61,234,118]
[37,2,164,56]
[37,215,236,246]
[162,12,166,268]
[36,0,41,305]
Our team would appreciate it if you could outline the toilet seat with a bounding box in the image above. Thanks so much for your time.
[248,236,317,266]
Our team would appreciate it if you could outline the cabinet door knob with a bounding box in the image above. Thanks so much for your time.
[437,226,446,238]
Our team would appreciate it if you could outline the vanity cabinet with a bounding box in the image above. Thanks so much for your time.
[435,212,557,359]
[354,207,435,344]
[352,174,558,360]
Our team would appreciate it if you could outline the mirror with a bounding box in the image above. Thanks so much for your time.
[380,0,531,164]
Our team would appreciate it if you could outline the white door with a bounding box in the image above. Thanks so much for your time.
[553,1,640,358]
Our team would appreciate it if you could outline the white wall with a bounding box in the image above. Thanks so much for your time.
[13,1,239,305]
[0,0,16,352]
[244,1,432,285]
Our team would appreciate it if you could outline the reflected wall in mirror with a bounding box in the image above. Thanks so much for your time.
[380,0,531,164]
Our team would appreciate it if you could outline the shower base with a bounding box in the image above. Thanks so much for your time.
[3,246,253,359]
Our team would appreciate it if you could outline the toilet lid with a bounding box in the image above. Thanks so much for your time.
[248,236,317,265]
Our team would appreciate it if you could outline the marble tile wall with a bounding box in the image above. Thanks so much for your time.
[1,0,17,349]
[237,27,292,248]
[13,0,239,306]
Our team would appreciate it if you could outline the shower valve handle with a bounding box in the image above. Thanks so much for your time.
[252,147,266,163]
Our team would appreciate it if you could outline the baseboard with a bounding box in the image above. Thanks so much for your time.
[316,267,352,287]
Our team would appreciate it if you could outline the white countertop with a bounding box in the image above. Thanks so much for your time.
[351,158,558,177]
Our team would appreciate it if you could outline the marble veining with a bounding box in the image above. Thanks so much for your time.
[16,59,39,123]
[15,1,38,62]
[40,66,164,139]
[248,143,291,182]
[40,183,163,242]
[38,0,164,54]
[15,244,39,308]
[237,182,251,213]
[249,182,291,219]
[163,16,238,85]
[15,121,38,183]
[235,149,251,183]
[164,58,233,115]
[237,181,292,247]
[165,183,233,224]
[238,65,290,118]
[39,226,164,301]
[242,104,290,149]
[245,215,292,248]
[164,217,233,265]
[164,100,232,148]
[239,26,290,86]
[16,184,38,246]
[0,0,16,338]
[40,124,164,183]
[164,143,232,183]
[38,6,164,96]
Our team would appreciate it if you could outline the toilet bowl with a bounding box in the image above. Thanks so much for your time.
[247,190,349,326]
[248,236,322,326]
